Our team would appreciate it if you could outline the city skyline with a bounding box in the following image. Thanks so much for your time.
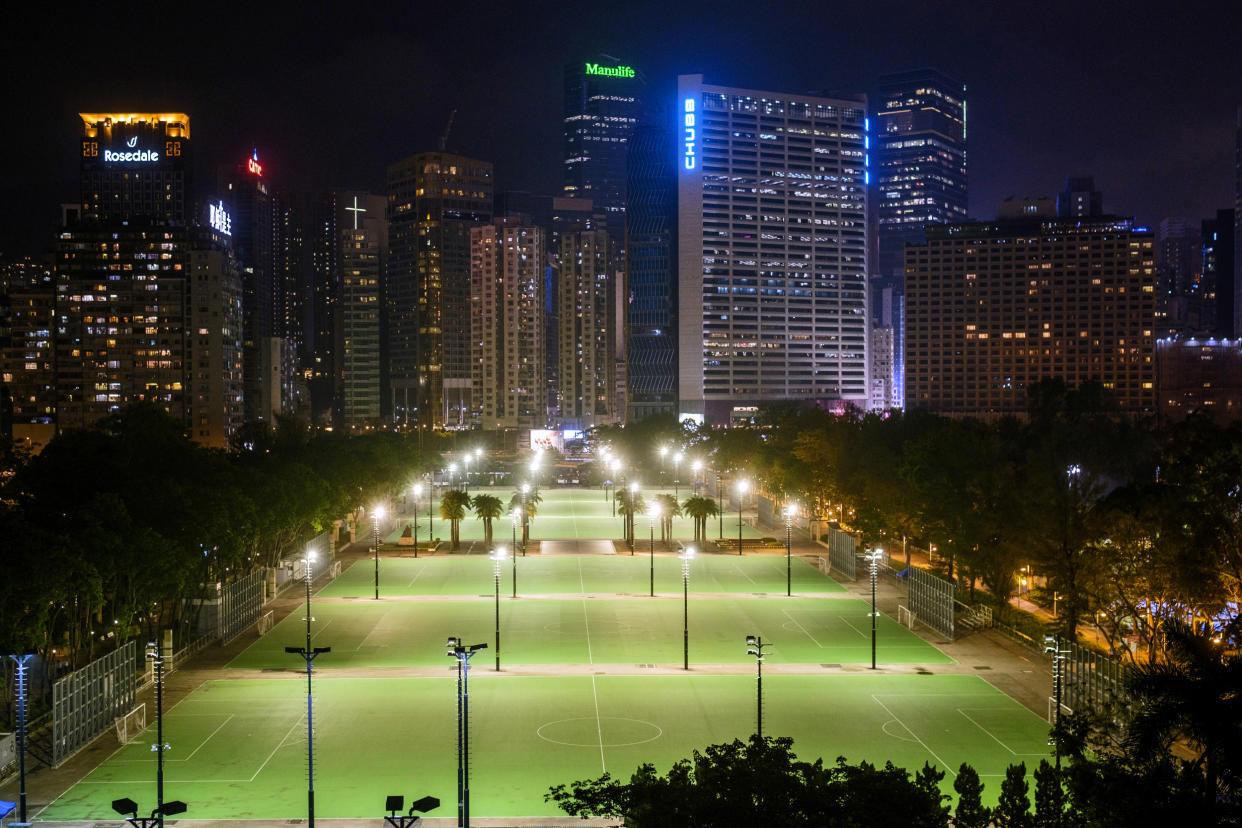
[3,1,1241,257]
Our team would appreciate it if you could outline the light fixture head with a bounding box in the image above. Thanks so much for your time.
[746,634,757,646]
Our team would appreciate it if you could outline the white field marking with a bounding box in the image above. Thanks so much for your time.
[881,718,918,742]
[958,709,1048,756]
[580,558,594,664]
[114,714,235,763]
[356,612,389,650]
[782,609,825,647]
[869,694,957,777]
[249,714,306,781]
[732,565,756,584]
[406,563,427,588]
[310,617,333,641]
[592,674,606,772]
[839,617,870,640]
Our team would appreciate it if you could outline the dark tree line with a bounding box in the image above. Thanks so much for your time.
[0,403,425,673]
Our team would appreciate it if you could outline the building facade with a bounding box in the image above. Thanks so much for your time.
[340,194,386,428]
[470,219,545,430]
[558,228,618,428]
[1156,336,1242,425]
[905,217,1157,416]
[677,75,870,423]
[186,223,244,448]
[387,152,493,429]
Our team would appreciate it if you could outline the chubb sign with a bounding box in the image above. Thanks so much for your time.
[104,148,160,163]
[585,62,635,78]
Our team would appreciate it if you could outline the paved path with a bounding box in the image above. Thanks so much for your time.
[2,531,1053,828]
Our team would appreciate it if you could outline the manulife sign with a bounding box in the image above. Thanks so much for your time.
[585,62,636,78]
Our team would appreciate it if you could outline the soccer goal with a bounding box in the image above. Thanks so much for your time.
[114,702,147,744]
[257,610,275,636]
[329,560,342,579]
[1047,696,1073,724]
[897,605,916,630]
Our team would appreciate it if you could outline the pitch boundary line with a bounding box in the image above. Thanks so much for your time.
[249,714,305,781]
[869,694,957,777]
[782,609,825,648]
[957,709,1048,757]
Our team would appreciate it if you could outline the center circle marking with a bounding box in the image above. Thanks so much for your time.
[537,717,663,747]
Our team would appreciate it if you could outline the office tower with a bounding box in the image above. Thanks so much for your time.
[386,152,493,429]
[470,218,545,430]
[905,215,1156,416]
[1057,176,1104,218]
[563,56,645,241]
[558,228,618,428]
[626,120,678,420]
[79,112,191,223]
[186,219,245,448]
[1157,337,1242,425]
[340,194,386,427]
[676,75,869,423]
[868,326,895,411]
[873,70,967,409]
[1204,209,1236,336]
[0,259,56,451]
[1157,216,1202,333]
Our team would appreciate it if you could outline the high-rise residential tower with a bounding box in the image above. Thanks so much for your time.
[563,56,645,242]
[558,228,619,428]
[677,75,870,423]
[872,70,968,409]
[339,193,386,428]
[470,218,545,430]
[386,152,493,430]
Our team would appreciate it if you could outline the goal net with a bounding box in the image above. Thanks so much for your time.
[897,605,915,630]
[114,702,147,744]
[257,610,275,636]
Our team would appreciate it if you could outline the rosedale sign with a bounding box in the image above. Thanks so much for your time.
[584,62,636,78]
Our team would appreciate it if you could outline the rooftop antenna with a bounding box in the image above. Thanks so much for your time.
[439,109,457,152]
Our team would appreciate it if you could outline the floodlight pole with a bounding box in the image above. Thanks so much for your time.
[447,640,486,828]
[412,487,420,559]
[785,506,794,597]
[428,473,434,543]
[1045,635,1069,770]
[8,653,32,823]
[493,553,502,671]
[373,510,381,600]
[681,549,695,670]
[286,556,330,828]
[868,549,881,669]
[649,513,656,597]
[745,635,768,738]
[145,642,171,827]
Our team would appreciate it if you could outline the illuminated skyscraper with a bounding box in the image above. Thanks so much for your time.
[563,56,644,241]
[677,75,870,423]
[386,152,493,429]
[873,70,967,407]
[558,228,619,428]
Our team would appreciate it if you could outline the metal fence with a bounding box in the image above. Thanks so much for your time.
[220,570,265,644]
[827,525,856,579]
[1062,638,1131,717]
[52,640,138,766]
[907,567,955,639]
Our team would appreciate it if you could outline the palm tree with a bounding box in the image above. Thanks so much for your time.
[656,493,682,542]
[615,488,646,542]
[509,488,542,543]
[472,493,504,547]
[1127,619,1242,809]
[682,495,719,543]
[440,489,473,550]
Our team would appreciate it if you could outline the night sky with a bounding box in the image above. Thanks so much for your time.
[3,0,1240,257]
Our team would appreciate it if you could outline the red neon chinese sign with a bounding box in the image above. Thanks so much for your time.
[247,153,262,176]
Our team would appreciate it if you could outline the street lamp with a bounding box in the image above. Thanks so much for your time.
[659,444,669,478]
[448,461,458,488]
[511,507,521,563]
[692,459,703,495]
[521,482,531,547]
[745,635,769,737]
[672,451,683,497]
[784,503,797,597]
[462,454,472,488]
[736,479,749,555]
[411,483,422,559]
[447,637,487,828]
[491,547,508,671]
[285,550,330,828]
[7,653,32,824]
[648,503,662,597]
[629,482,639,555]
[426,473,434,544]
[371,505,386,600]
[384,795,440,828]
[866,547,882,669]
[609,458,621,515]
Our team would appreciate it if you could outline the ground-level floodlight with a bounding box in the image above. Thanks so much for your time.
[745,635,770,737]
[384,794,441,827]
[111,797,187,828]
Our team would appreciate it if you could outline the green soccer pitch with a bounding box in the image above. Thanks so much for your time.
[40,674,1051,821]
[381,485,767,543]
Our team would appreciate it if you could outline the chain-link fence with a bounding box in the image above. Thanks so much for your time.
[52,640,138,766]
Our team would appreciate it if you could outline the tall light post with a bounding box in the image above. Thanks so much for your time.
[147,641,176,827]
[411,483,422,559]
[629,482,639,555]
[285,551,329,828]
[681,547,695,669]
[784,503,797,597]
[7,653,32,824]
[659,444,669,480]
[717,473,724,539]
[1044,635,1070,769]
[609,458,621,515]
[447,637,487,828]
[745,635,769,737]
[491,547,508,671]
[474,447,484,486]
[521,482,531,547]
[736,479,749,555]
[867,547,882,669]
[648,503,661,597]
[448,461,458,489]
[371,505,385,600]
[511,507,521,564]
[426,472,434,543]
[462,454,472,489]
[672,451,683,497]
[692,459,703,495]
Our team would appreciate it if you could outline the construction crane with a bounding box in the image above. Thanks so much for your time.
[438,109,456,152]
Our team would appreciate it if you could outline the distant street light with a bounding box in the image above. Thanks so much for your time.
[784,504,797,597]
[867,547,883,669]
[609,459,621,515]
[7,653,33,824]
[736,479,749,555]
[411,483,422,559]
[371,505,386,600]
[681,547,696,669]
[491,548,508,671]
[629,482,639,555]
[672,451,683,497]
[1044,635,1070,769]
[648,504,662,597]
[448,462,458,488]
[521,483,531,547]
[511,507,522,563]
[692,459,703,495]
[745,635,769,737]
